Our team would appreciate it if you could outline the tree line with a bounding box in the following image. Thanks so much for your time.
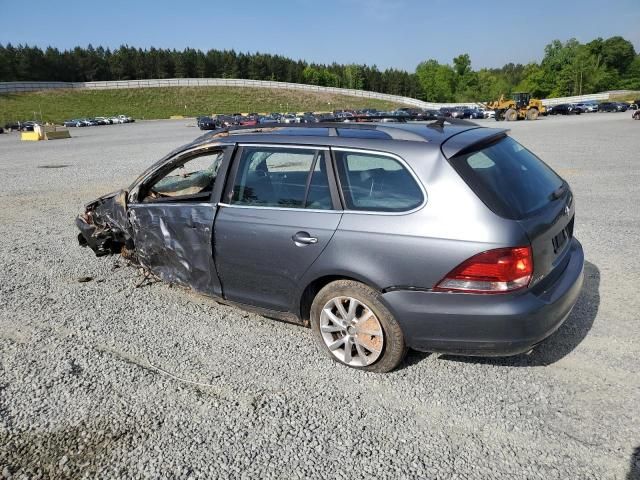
[417,36,639,102]
[0,44,420,98]
[0,36,637,101]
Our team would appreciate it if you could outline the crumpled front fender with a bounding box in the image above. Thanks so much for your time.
[76,190,133,257]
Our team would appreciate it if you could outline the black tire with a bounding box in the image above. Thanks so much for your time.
[310,280,407,373]
[526,108,539,120]
[504,108,518,121]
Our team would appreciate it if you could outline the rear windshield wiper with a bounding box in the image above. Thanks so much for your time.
[550,181,568,200]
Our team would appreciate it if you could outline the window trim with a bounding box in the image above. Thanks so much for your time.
[330,147,427,215]
[302,150,320,208]
[222,143,339,211]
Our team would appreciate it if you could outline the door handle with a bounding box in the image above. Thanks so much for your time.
[292,231,318,245]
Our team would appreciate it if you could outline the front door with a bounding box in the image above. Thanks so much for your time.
[128,149,226,296]
[214,145,342,311]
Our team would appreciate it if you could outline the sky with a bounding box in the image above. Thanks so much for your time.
[1,0,639,71]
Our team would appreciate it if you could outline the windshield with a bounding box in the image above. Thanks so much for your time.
[450,136,564,219]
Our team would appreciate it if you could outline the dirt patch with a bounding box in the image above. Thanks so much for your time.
[0,419,140,478]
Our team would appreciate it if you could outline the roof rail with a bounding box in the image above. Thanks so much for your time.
[322,114,479,127]
[197,116,479,143]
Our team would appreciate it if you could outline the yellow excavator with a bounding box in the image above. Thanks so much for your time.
[483,92,545,121]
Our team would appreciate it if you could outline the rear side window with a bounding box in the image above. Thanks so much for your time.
[450,136,563,219]
[231,147,332,209]
[334,150,424,212]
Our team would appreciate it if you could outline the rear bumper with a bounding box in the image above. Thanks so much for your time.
[382,238,584,356]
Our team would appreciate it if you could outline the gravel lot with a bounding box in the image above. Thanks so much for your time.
[1,114,639,479]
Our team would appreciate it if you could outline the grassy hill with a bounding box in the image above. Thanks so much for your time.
[609,91,640,102]
[0,86,404,124]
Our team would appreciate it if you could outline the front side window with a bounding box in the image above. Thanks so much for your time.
[334,150,424,212]
[231,147,332,209]
[143,151,223,202]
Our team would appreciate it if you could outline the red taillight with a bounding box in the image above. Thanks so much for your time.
[434,246,533,294]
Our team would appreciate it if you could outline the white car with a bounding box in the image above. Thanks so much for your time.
[577,103,598,113]
[109,116,123,124]
[117,115,133,123]
[280,114,298,124]
[483,109,496,119]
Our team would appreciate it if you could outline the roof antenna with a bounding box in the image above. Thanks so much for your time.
[428,116,446,129]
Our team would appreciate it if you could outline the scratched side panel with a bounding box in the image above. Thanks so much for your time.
[129,203,221,296]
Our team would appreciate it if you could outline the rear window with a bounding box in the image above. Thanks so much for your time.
[450,136,563,219]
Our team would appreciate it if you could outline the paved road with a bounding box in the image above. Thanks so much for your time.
[0,114,638,479]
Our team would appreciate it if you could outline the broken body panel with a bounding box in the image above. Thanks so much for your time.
[76,190,131,256]
[128,202,221,295]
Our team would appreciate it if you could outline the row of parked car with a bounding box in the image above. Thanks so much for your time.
[546,101,637,115]
[379,102,638,119]
[197,112,329,130]
[63,115,134,127]
[70,101,640,130]
[2,115,135,132]
[3,120,44,132]
[196,107,497,130]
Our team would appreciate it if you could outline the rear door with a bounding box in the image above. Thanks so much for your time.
[214,144,342,311]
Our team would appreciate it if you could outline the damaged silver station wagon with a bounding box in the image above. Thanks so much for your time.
[76,119,584,373]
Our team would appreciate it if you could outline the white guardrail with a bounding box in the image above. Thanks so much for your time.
[0,78,440,108]
[0,78,613,108]
[541,93,610,106]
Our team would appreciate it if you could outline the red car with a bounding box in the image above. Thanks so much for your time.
[239,117,258,126]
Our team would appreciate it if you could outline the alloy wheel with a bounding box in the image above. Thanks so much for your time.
[319,296,384,367]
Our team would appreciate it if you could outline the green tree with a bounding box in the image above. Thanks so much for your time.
[621,56,640,89]
[453,54,471,77]
[1,38,638,100]
[302,65,321,85]
[475,69,511,101]
[343,64,364,90]
[415,59,455,102]
[515,63,548,98]
[600,36,636,74]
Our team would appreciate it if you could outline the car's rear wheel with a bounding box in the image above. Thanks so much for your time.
[310,280,406,372]
[505,108,518,121]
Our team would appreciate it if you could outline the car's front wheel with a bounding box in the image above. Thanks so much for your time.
[310,280,407,372]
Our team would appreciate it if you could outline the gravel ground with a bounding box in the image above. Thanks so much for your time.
[0,114,639,479]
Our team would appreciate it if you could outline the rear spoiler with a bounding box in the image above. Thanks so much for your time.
[440,128,509,159]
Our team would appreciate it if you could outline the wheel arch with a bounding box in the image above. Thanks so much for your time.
[298,273,382,324]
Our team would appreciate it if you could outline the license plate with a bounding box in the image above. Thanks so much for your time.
[552,227,569,253]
